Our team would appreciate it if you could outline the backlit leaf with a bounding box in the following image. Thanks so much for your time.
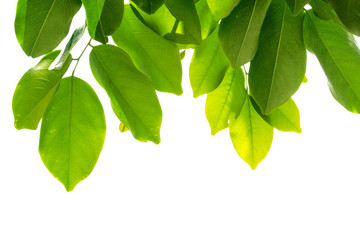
[190,27,229,98]
[90,45,162,144]
[206,0,240,21]
[131,0,165,14]
[39,76,106,192]
[12,51,72,130]
[205,68,247,135]
[229,96,274,170]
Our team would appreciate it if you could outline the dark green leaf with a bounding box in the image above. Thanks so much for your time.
[229,96,274,170]
[15,0,82,58]
[285,0,310,15]
[164,0,202,45]
[304,11,360,113]
[90,45,162,144]
[251,97,302,133]
[219,0,272,69]
[112,6,182,95]
[206,0,240,21]
[56,25,85,68]
[328,0,360,36]
[82,0,124,44]
[39,76,106,192]
[12,51,72,130]
[249,0,306,115]
[309,0,342,24]
[131,0,165,14]
[205,68,247,135]
[190,28,229,98]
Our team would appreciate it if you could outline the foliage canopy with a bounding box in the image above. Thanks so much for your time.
[12,0,360,191]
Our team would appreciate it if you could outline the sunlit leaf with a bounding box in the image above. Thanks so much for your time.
[206,0,240,21]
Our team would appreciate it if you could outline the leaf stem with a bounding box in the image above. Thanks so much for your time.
[72,39,92,77]
[171,19,180,34]
[242,65,249,93]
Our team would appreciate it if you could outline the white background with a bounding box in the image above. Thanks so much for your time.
[1,2,360,240]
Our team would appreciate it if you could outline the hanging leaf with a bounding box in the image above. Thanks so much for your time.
[56,25,86,68]
[15,0,82,58]
[206,0,240,21]
[309,0,343,25]
[327,0,360,36]
[285,0,310,15]
[82,0,124,44]
[112,5,183,95]
[131,0,165,14]
[164,0,202,45]
[218,0,272,69]
[249,0,306,115]
[12,51,72,130]
[190,28,229,98]
[205,68,247,135]
[39,77,106,192]
[251,97,302,133]
[196,0,218,40]
[90,45,162,144]
[229,96,274,170]
[304,11,360,113]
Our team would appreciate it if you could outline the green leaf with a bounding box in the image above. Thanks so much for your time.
[90,45,162,144]
[15,0,82,58]
[12,51,72,130]
[196,0,218,40]
[56,25,85,68]
[131,0,165,14]
[205,68,247,135]
[130,3,176,37]
[112,6,182,95]
[249,0,306,115]
[206,0,240,21]
[218,0,272,69]
[309,0,342,24]
[229,96,274,170]
[82,0,124,44]
[39,76,106,192]
[164,0,202,45]
[327,0,360,36]
[303,11,360,113]
[251,97,302,133]
[285,0,310,15]
[190,28,229,98]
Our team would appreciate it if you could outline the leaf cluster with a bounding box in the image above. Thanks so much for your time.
[12,0,360,190]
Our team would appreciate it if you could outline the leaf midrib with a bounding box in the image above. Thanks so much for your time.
[30,0,58,57]
[93,49,159,142]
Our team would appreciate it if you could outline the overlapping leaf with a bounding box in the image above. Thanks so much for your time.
[304,11,360,113]
[12,51,72,130]
[112,5,182,95]
[82,0,124,44]
[328,0,360,36]
[190,28,229,98]
[249,0,306,115]
[90,45,162,144]
[285,0,310,15]
[164,0,202,45]
[219,0,272,69]
[15,0,82,58]
[205,68,247,135]
[131,0,165,14]
[39,77,106,192]
[206,0,240,21]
